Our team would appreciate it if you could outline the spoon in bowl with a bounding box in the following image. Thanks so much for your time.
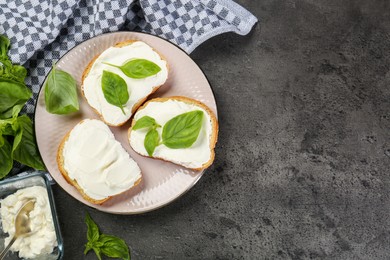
[0,199,36,260]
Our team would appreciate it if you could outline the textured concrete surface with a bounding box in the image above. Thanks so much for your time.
[52,1,390,259]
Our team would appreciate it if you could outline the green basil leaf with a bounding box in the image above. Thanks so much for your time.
[12,115,45,170]
[85,212,100,243]
[93,247,102,260]
[10,65,27,83]
[133,116,159,130]
[84,241,93,255]
[0,138,13,179]
[162,110,204,149]
[101,70,129,115]
[0,35,10,59]
[144,128,159,156]
[0,118,16,136]
[0,79,31,114]
[44,66,79,115]
[104,59,161,79]
[0,103,24,120]
[99,234,130,260]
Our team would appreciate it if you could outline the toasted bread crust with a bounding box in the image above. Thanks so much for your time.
[128,96,219,171]
[81,40,169,127]
[57,120,142,205]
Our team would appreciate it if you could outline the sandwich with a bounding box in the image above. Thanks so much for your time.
[57,119,142,204]
[82,40,168,126]
[128,96,218,170]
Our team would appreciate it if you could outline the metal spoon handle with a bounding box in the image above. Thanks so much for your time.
[0,236,16,260]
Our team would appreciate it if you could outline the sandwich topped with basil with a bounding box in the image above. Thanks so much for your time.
[128,96,218,170]
[81,40,168,126]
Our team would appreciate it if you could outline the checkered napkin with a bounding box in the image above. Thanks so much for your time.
[0,0,256,173]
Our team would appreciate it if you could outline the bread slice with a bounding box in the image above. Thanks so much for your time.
[128,96,218,171]
[81,40,169,126]
[57,119,142,204]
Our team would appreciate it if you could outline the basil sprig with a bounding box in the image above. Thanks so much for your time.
[132,116,161,156]
[85,212,130,260]
[0,34,44,178]
[103,59,161,79]
[133,110,204,156]
[44,65,79,114]
[101,70,129,115]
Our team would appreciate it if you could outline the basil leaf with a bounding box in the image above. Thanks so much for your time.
[12,115,45,170]
[0,118,15,138]
[104,59,161,79]
[101,70,129,115]
[84,213,131,260]
[144,128,159,156]
[93,247,102,260]
[99,234,130,260]
[0,79,31,115]
[44,66,79,114]
[10,65,27,83]
[0,35,10,59]
[0,138,13,179]
[133,116,159,130]
[85,212,100,243]
[84,241,93,255]
[162,110,204,149]
[0,103,24,120]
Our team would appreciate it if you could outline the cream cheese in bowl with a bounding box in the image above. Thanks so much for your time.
[0,172,63,259]
[1,186,57,259]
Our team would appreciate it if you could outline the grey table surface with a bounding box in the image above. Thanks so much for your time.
[51,1,390,259]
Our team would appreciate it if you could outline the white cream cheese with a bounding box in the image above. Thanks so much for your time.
[62,119,141,200]
[0,186,57,259]
[129,100,214,169]
[83,41,168,125]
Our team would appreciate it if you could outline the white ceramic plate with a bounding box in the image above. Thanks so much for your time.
[34,32,217,214]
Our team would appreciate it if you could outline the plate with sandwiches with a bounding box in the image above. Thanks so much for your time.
[34,32,218,214]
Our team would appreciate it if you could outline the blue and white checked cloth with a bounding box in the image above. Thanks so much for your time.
[0,0,256,173]
[0,0,257,117]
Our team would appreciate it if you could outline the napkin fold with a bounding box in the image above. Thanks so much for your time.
[0,0,257,173]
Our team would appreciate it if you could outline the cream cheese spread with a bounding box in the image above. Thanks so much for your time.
[129,100,214,169]
[0,186,57,259]
[83,41,168,125]
[62,119,141,200]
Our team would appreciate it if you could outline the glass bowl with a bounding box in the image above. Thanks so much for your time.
[0,171,63,259]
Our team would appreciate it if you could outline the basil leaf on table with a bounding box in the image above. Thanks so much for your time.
[84,212,100,256]
[144,128,160,156]
[0,79,31,115]
[0,138,13,179]
[12,115,45,170]
[85,212,100,243]
[101,70,129,115]
[85,212,131,260]
[132,116,160,130]
[99,234,130,260]
[162,110,204,149]
[103,59,161,79]
[44,65,79,114]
